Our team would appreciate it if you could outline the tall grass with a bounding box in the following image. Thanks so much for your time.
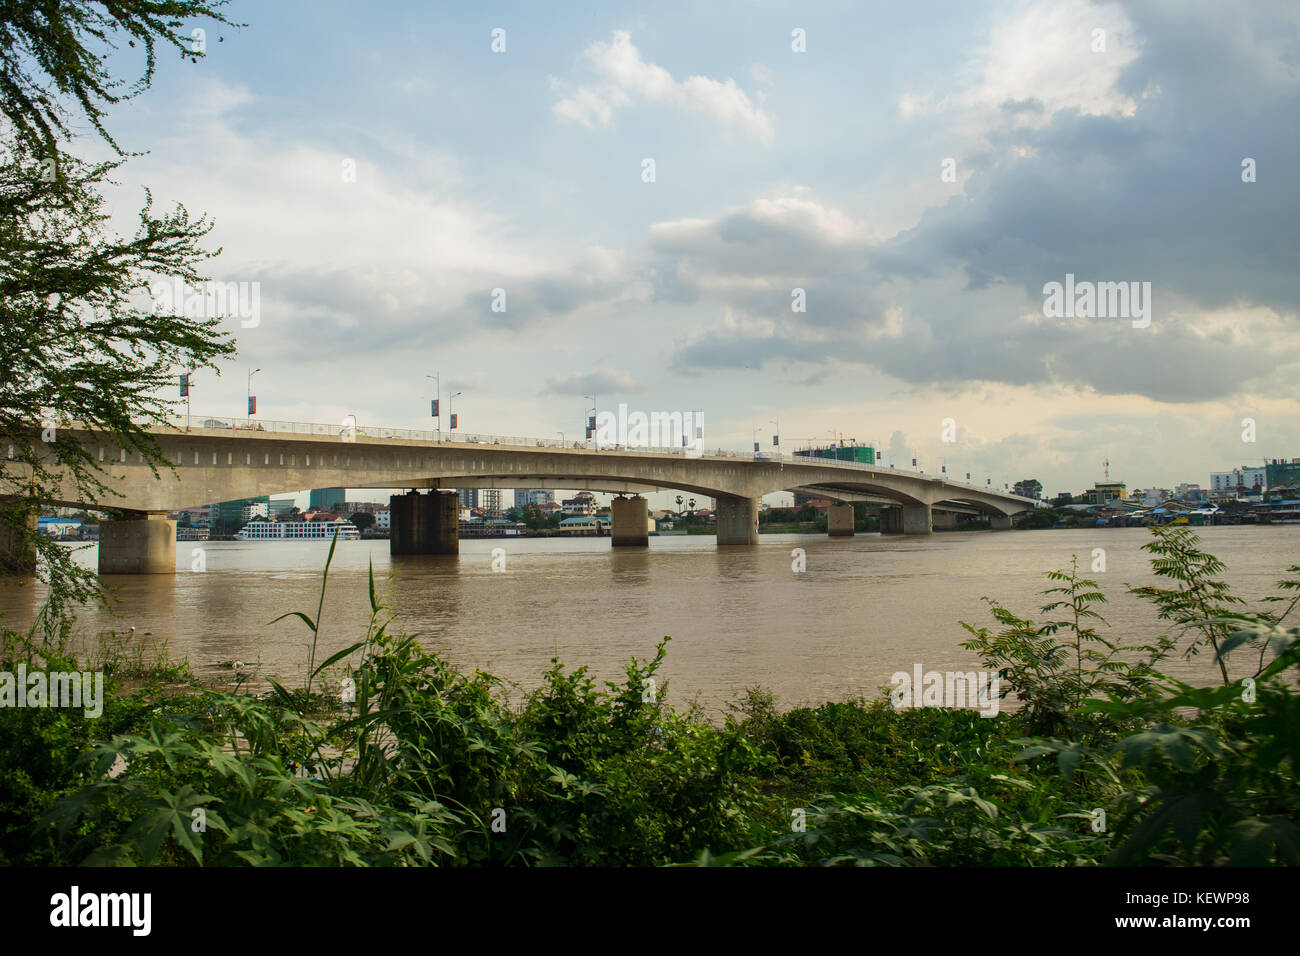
[3,525,1295,866]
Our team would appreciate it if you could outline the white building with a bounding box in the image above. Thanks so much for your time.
[242,501,270,523]
[374,508,391,530]
[562,492,597,516]
[1210,467,1267,494]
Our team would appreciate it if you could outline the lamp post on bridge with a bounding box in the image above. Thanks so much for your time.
[448,390,462,441]
[584,394,596,447]
[427,372,440,442]
[246,367,260,428]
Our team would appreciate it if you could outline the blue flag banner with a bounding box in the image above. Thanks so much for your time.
[179,374,190,397]
[431,399,439,417]
[450,414,458,430]
[248,396,256,415]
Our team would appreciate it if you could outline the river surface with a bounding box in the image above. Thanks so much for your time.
[2,528,1297,714]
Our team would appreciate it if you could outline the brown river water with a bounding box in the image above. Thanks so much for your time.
[2,527,1297,714]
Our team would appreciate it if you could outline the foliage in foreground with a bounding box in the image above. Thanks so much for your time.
[1,526,1296,866]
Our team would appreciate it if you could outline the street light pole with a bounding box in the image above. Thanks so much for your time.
[247,367,261,428]
[448,391,462,442]
[584,394,596,447]
[426,373,440,442]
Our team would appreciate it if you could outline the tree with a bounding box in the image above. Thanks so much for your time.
[0,1,239,628]
[349,512,376,532]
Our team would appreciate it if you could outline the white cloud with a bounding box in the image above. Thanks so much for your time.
[553,31,775,146]
[901,0,1140,124]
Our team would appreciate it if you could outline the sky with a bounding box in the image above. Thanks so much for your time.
[88,0,1300,505]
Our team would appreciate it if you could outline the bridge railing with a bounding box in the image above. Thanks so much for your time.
[159,414,1029,499]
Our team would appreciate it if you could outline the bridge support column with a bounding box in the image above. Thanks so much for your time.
[932,510,957,530]
[990,514,1012,530]
[98,512,176,574]
[715,495,759,546]
[390,490,459,555]
[903,504,933,535]
[827,503,855,537]
[611,495,650,547]
[0,503,38,575]
[880,507,903,534]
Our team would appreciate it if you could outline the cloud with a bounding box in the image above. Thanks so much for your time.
[900,0,1142,126]
[544,370,643,396]
[552,31,775,146]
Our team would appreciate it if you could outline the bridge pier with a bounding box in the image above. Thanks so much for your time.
[0,503,38,575]
[611,495,650,547]
[882,504,933,535]
[99,512,176,574]
[880,507,903,535]
[990,514,1013,530]
[827,503,855,536]
[390,490,459,555]
[903,504,933,535]
[715,495,759,546]
[932,510,957,530]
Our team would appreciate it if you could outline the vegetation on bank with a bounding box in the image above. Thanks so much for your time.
[1,525,1296,866]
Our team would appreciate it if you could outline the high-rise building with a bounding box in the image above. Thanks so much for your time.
[309,488,346,512]
[457,488,479,510]
[1265,459,1300,493]
[481,489,503,518]
[514,489,555,508]
[211,496,270,533]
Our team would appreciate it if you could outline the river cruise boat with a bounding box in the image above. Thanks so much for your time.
[235,519,360,541]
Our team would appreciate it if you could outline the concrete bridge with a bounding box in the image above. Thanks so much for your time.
[8,415,1035,573]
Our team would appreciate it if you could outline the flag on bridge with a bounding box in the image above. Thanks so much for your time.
[431,399,439,417]
[248,396,256,415]
[586,415,595,438]
[773,435,779,447]
[450,414,458,430]
[179,373,190,397]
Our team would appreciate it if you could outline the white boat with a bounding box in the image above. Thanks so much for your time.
[235,520,360,541]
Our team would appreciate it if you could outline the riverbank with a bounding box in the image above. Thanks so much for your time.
[2,525,1295,867]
